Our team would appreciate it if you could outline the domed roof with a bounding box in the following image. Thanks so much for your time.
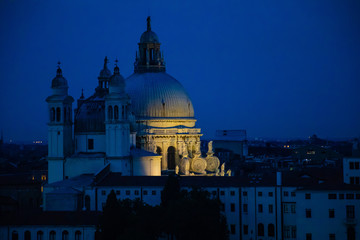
[140,16,159,43]
[51,67,68,89]
[125,72,194,118]
[74,93,106,133]
[109,66,125,88]
[140,30,159,43]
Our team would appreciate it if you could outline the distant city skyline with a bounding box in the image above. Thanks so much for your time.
[0,0,359,141]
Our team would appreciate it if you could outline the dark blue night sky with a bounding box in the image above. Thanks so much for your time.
[0,0,359,142]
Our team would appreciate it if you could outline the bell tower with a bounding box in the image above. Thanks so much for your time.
[134,16,165,73]
[105,61,131,174]
[46,63,74,183]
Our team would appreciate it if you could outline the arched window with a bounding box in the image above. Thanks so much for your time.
[85,195,90,210]
[63,107,67,122]
[37,231,44,240]
[49,231,56,240]
[122,105,125,118]
[108,106,113,120]
[62,231,69,240]
[50,108,55,122]
[56,107,61,122]
[11,231,18,240]
[24,231,31,240]
[75,231,81,240]
[258,223,264,236]
[167,146,176,170]
[268,224,275,237]
[114,105,119,120]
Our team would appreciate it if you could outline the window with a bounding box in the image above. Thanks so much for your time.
[230,224,235,235]
[230,191,235,196]
[346,205,355,219]
[329,209,335,218]
[50,108,55,122]
[231,203,235,212]
[220,191,225,196]
[49,231,56,240]
[135,190,139,196]
[258,204,263,213]
[258,191,262,197]
[339,194,344,199]
[355,162,359,169]
[126,190,130,195]
[62,231,69,240]
[284,226,290,238]
[269,204,273,213]
[291,204,296,213]
[56,107,61,122]
[75,231,81,240]
[243,204,248,213]
[12,231,19,240]
[152,190,156,195]
[258,223,264,236]
[37,231,43,240]
[243,191,247,196]
[291,192,296,197]
[284,203,289,213]
[346,194,354,199]
[143,190,148,195]
[114,106,119,120]
[63,107,67,122]
[350,162,354,169]
[212,191,217,196]
[305,193,311,199]
[269,192,273,197]
[284,191,288,196]
[88,139,94,150]
[350,177,355,184]
[291,226,297,238]
[24,231,31,240]
[268,224,275,237]
[329,233,335,240]
[328,194,337,199]
[101,190,106,196]
[116,190,120,195]
[356,194,360,199]
[108,106,113,120]
[306,209,312,218]
[243,225,248,235]
[306,233,312,240]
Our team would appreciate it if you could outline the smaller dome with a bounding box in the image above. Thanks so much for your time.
[109,65,125,93]
[140,30,159,43]
[51,67,68,89]
[99,56,111,78]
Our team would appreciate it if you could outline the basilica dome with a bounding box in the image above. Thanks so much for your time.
[126,72,194,118]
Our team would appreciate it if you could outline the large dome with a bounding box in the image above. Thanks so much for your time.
[126,72,194,118]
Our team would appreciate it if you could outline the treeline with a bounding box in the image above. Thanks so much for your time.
[100,175,229,240]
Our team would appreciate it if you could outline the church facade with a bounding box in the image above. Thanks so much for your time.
[46,17,221,184]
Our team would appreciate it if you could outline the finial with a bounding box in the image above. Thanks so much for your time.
[147,16,151,31]
[104,56,108,68]
[56,61,62,76]
[114,58,119,74]
[80,88,84,99]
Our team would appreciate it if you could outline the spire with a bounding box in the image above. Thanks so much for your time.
[80,88,84,99]
[56,61,62,76]
[104,56,108,69]
[114,59,120,75]
[147,16,151,31]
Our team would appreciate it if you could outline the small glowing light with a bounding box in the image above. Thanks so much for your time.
[32,176,35,181]
[41,186,43,192]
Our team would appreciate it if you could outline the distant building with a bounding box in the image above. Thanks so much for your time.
[213,130,248,158]
[344,158,360,185]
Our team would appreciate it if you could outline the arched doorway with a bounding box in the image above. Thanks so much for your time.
[167,146,176,170]
[156,147,162,155]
